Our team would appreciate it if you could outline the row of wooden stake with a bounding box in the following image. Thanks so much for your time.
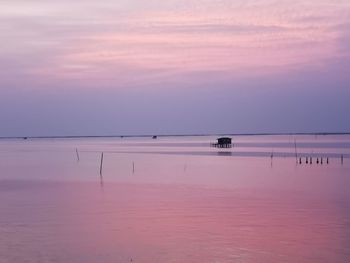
[75,148,135,175]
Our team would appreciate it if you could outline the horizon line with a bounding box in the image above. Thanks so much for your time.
[1,132,350,140]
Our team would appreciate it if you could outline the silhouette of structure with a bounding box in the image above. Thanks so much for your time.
[211,137,232,148]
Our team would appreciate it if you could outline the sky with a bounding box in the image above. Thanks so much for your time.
[1,0,350,136]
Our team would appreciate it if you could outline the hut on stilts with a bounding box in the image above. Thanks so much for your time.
[211,137,233,148]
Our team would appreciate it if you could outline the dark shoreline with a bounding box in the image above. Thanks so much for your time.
[1,132,350,140]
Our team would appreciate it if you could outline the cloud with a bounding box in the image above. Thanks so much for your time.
[0,0,350,136]
[0,0,349,91]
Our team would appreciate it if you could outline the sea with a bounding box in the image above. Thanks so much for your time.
[0,135,350,262]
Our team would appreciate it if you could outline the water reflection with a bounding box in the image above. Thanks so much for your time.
[0,135,349,262]
[1,180,349,262]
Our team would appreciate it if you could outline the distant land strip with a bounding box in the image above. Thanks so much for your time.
[0,132,350,140]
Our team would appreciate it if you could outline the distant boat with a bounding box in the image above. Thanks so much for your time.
[23,137,28,140]
[152,136,157,139]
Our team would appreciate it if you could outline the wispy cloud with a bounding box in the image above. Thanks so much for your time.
[1,1,350,136]
[0,0,349,89]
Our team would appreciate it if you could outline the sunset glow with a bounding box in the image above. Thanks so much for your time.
[1,1,350,136]
[2,1,350,88]
[1,2,350,261]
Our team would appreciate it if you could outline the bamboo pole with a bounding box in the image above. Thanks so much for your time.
[76,148,80,162]
[294,139,298,163]
[100,152,104,175]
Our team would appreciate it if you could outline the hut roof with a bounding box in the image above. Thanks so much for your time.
[217,137,232,144]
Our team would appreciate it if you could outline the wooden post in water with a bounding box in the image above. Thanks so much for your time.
[299,157,302,164]
[321,158,323,164]
[310,157,312,164]
[100,152,104,175]
[341,155,343,165]
[306,157,308,164]
[132,161,135,174]
[327,157,329,164]
[76,148,80,162]
[270,152,273,167]
[317,158,319,164]
[294,139,298,164]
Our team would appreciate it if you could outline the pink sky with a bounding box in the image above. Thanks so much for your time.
[0,1,350,136]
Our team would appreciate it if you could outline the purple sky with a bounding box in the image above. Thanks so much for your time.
[1,0,350,136]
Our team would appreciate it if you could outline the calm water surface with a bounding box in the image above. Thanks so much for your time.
[0,135,350,262]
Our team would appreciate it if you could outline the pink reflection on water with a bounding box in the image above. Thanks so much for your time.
[1,181,349,262]
[0,136,350,262]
